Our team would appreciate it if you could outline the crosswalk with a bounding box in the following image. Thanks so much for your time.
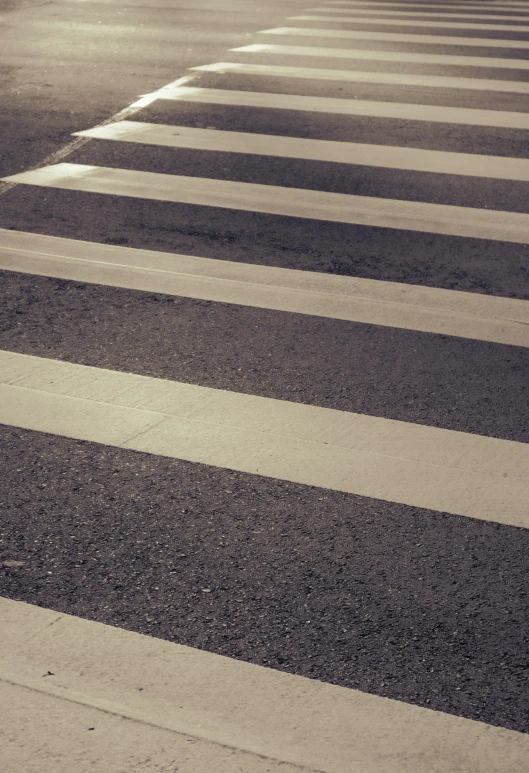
[259,25,529,45]
[1,0,529,769]
[236,40,529,66]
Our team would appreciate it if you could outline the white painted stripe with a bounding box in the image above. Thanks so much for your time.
[260,26,529,48]
[75,120,529,183]
[5,163,529,244]
[293,14,529,30]
[140,85,529,128]
[233,42,529,69]
[2,351,529,525]
[4,599,529,773]
[191,60,529,93]
[308,7,529,20]
[327,1,529,8]
[4,228,528,347]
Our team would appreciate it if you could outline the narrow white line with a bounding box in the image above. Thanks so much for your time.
[75,120,529,182]
[3,228,528,347]
[293,14,529,30]
[308,7,529,20]
[3,599,529,773]
[1,351,529,525]
[233,41,529,68]
[69,85,529,130]
[326,1,529,8]
[5,163,529,244]
[191,60,529,93]
[260,26,529,48]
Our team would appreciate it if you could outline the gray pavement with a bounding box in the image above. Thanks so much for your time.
[0,0,528,768]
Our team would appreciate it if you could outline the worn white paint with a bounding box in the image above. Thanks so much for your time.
[75,120,529,183]
[327,1,529,9]
[233,42,529,69]
[292,14,529,31]
[192,60,529,93]
[5,163,529,244]
[1,351,529,526]
[151,85,529,128]
[3,228,528,346]
[3,598,529,773]
[260,26,529,48]
[308,7,529,21]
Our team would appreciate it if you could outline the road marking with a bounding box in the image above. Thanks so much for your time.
[233,42,529,69]
[4,228,528,347]
[4,598,529,773]
[5,163,529,244]
[192,60,529,93]
[260,26,529,48]
[76,120,529,182]
[0,74,196,200]
[308,7,529,21]
[114,85,529,129]
[292,14,529,31]
[2,351,529,525]
[326,1,529,8]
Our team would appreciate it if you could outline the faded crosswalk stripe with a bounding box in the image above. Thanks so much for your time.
[233,42,529,69]
[307,7,529,21]
[192,60,529,93]
[292,14,529,31]
[75,120,529,183]
[260,26,529,48]
[4,228,528,346]
[6,162,529,244]
[325,1,529,9]
[3,597,529,773]
[92,85,529,129]
[2,350,528,526]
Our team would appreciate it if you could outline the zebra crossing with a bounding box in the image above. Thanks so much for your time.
[1,0,529,769]
[235,40,529,66]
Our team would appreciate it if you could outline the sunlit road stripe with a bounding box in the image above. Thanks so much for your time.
[120,85,529,129]
[192,60,529,93]
[5,600,529,773]
[75,119,529,182]
[234,42,529,69]
[327,1,529,9]
[4,228,528,347]
[308,7,529,21]
[293,14,529,30]
[6,162,529,244]
[2,351,529,525]
[260,26,529,48]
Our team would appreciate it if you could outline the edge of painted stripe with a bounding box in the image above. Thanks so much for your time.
[190,61,529,93]
[259,27,529,48]
[1,228,528,347]
[231,42,529,69]
[5,163,529,246]
[1,351,528,526]
[2,597,529,773]
[291,14,529,32]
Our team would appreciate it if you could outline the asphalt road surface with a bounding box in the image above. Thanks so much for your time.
[0,0,528,770]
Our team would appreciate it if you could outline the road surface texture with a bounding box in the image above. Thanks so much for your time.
[0,0,528,770]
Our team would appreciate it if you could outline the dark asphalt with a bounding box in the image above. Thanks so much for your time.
[69,137,529,212]
[2,184,527,297]
[1,0,528,742]
[1,424,528,734]
[1,271,528,442]
[0,0,308,178]
[193,68,529,113]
